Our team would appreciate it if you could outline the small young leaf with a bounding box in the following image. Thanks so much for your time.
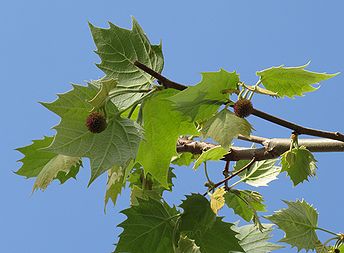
[171,153,195,167]
[179,194,243,253]
[224,189,266,223]
[136,89,197,188]
[89,17,164,109]
[88,78,117,111]
[201,109,253,148]
[115,198,180,253]
[210,187,226,214]
[230,223,283,253]
[281,146,317,186]
[169,69,239,122]
[256,62,338,98]
[233,159,281,187]
[193,146,228,170]
[265,199,319,251]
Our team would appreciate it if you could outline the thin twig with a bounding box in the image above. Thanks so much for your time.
[134,61,187,90]
[134,61,344,143]
[203,158,256,196]
[223,161,230,190]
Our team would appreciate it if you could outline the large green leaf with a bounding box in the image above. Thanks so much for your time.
[192,146,228,170]
[201,109,252,148]
[43,84,143,184]
[281,146,317,186]
[16,136,81,190]
[224,189,265,223]
[169,69,239,122]
[176,236,201,253]
[114,198,179,253]
[256,63,338,98]
[89,17,164,109]
[230,223,283,253]
[180,194,243,253]
[136,89,197,187]
[266,199,319,251]
[233,159,281,187]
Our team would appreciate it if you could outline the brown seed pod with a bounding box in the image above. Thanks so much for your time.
[233,99,253,118]
[85,112,107,133]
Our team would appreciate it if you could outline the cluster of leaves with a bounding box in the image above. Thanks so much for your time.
[15,17,342,252]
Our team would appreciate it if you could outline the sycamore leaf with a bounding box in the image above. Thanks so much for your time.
[315,241,330,253]
[193,146,228,170]
[176,236,201,253]
[33,155,80,192]
[224,189,265,223]
[256,63,338,98]
[233,159,281,187]
[210,187,226,214]
[230,223,283,253]
[88,78,117,111]
[201,109,252,148]
[169,69,240,122]
[114,198,179,253]
[179,194,243,253]
[266,199,319,251]
[16,136,81,189]
[136,89,197,187]
[89,17,164,109]
[281,146,317,186]
[43,84,143,184]
[129,167,176,205]
[171,153,195,167]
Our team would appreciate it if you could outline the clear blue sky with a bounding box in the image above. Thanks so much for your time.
[1,1,343,252]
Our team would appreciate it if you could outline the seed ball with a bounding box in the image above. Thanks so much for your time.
[334,249,340,253]
[233,99,253,118]
[85,112,107,133]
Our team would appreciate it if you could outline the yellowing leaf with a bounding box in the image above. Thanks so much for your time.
[210,187,226,214]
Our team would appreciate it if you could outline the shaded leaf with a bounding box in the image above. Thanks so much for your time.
[265,199,319,251]
[43,84,143,184]
[115,198,179,253]
[281,146,317,186]
[180,194,243,253]
[193,146,228,170]
[136,89,197,187]
[89,17,164,109]
[233,159,281,187]
[257,62,338,98]
[230,223,283,253]
[201,109,252,148]
[169,69,239,122]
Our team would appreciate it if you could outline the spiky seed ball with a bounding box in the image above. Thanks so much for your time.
[334,249,340,253]
[85,112,107,133]
[233,99,253,118]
